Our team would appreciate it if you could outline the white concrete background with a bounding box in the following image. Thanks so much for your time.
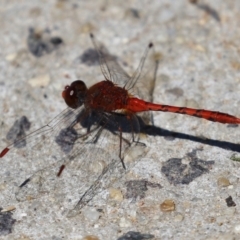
[0,0,240,239]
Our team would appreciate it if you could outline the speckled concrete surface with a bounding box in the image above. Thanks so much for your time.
[0,1,240,239]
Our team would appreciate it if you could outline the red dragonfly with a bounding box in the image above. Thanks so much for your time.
[1,34,240,217]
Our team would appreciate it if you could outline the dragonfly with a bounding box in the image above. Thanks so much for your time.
[1,33,240,217]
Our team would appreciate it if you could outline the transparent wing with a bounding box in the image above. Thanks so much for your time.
[124,43,153,91]
[130,48,160,125]
[12,108,147,217]
[1,107,83,157]
[90,34,158,125]
[90,34,131,86]
[65,112,148,217]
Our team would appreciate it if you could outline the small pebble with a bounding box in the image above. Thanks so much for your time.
[124,144,147,163]
[82,235,100,240]
[234,224,240,234]
[0,183,6,191]
[109,188,123,201]
[0,206,16,213]
[28,74,50,87]
[82,208,100,223]
[160,199,175,212]
[217,177,230,187]
[194,44,206,52]
[5,53,18,62]
[16,235,32,240]
[174,213,184,222]
[207,216,216,223]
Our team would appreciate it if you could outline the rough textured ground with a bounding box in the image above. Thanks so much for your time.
[0,1,240,239]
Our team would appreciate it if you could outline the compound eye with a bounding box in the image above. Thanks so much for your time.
[62,80,87,109]
[70,80,87,93]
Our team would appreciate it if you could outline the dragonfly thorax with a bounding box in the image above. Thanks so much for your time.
[85,80,129,112]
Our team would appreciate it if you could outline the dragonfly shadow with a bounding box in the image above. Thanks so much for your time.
[56,108,240,156]
[140,119,240,153]
[55,108,141,155]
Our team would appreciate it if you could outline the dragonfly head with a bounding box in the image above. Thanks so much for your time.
[62,80,87,109]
